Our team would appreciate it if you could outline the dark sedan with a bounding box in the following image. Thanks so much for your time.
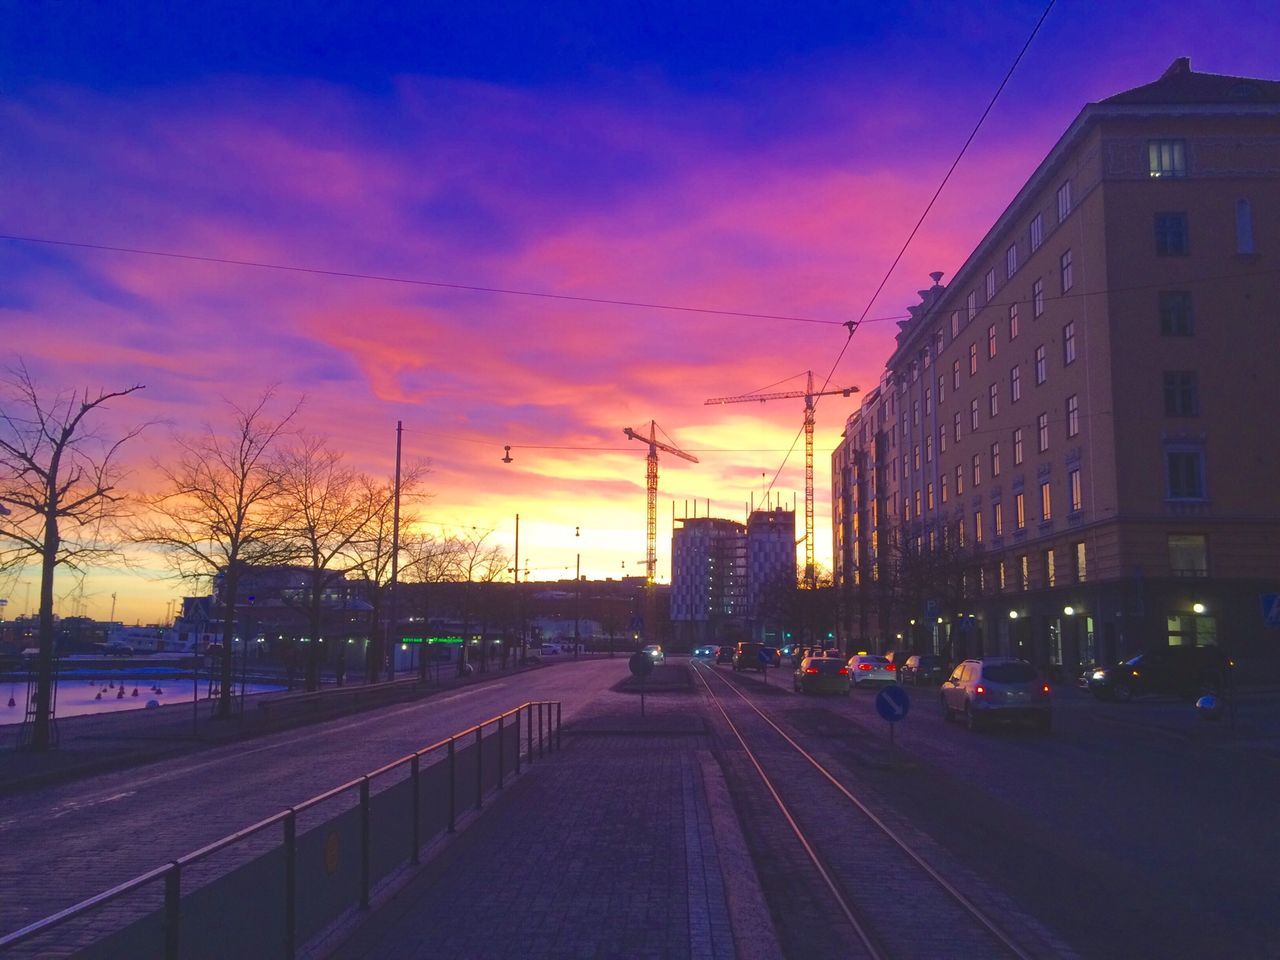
[900,654,947,686]
[1087,646,1233,701]
[793,657,850,695]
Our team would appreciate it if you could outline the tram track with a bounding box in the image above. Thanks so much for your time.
[693,661,1064,960]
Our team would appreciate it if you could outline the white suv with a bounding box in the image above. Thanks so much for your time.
[940,657,1051,733]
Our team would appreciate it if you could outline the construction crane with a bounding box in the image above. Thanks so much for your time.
[705,371,858,590]
[624,421,698,640]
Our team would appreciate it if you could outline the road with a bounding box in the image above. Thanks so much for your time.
[0,657,627,937]
[702,659,1280,960]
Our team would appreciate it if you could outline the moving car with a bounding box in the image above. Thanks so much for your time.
[642,644,665,665]
[1087,646,1232,701]
[716,645,735,664]
[732,641,767,673]
[940,657,1051,732]
[793,657,851,695]
[847,654,896,687]
[692,645,717,659]
[760,646,781,667]
[900,654,947,687]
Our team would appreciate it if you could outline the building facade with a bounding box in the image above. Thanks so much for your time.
[746,508,798,643]
[833,60,1280,679]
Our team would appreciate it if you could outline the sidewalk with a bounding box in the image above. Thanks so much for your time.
[327,692,776,960]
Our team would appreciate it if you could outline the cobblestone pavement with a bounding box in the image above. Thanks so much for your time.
[331,693,742,960]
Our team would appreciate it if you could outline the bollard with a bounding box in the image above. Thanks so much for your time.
[447,738,457,832]
[163,861,181,960]
[538,702,545,758]
[284,811,297,959]
[359,777,371,909]
[526,703,533,764]
[515,708,522,774]
[410,754,421,865]
[556,701,562,751]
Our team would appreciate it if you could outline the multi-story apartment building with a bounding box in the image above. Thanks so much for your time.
[671,509,799,645]
[832,59,1280,679]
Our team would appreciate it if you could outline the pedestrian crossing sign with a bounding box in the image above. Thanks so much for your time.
[1262,593,1280,626]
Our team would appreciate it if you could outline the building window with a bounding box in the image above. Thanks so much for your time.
[1060,249,1073,293]
[902,454,909,478]
[1057,181,1072,222]
[993,502,1003,537]
[927,482,935,510]
[953,411,961,443]
[1015,492,1026,530]
[1166,448,1206,500]
[940,424,947,454]
[925,435,933,463]
[969,343,978,376]
[972,452,982,487]
[1037,412,1049,452]
[913,445,920,470]
[1030,212,1043,252]
[941,473,949,504]
[984,269,996,303]
[969,398,979,432]
[1009,303,1020,340]
[998,560,1007,591]
[1066,394,1079,437]
[1006,243,1018,278]
[1033,278,1045,318]
[1034,345,1047,385]
[1236,199,1255,254]
[1044,549,1056,587]
[952,359,961,391]
[1011,365,1022,403]
[1040,480,1052,521]
[951,310,961,337]
[1163,371,1200,417]
[987,323,997,359]
[988,382,999,418]
[1063,321,1077,365]
[1069,467,1082,512]
[957,516,965,547]
[974,510,984,543]
[967,290,977,322]
[1148,139,1186,178]
[903,496,911,520]
[1019,554,1030,590]
[1159,291,1193,336]
[924,387,932,416]
[991,441,1001,477]
[1169,534,1209,577]
[1073,541,1087,582]
[1155,212,1189,256]
[938,374,946,405]
[1013,427,1024,465]
[914,490,922,515]
[913,399,920,426]
[955,463,965,495]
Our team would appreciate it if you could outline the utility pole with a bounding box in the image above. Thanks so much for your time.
[514,514,522,662]
[387,420,403,682]
[109,592,117,623]
[574,526,581,660]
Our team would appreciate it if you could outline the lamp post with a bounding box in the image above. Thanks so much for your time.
[574,526,581,660]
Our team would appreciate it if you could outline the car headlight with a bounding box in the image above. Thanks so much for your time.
[1091,670,1105,680]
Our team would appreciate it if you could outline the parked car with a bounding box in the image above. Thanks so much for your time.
[760,646,781,667]
[900,654,947,687]
[642,644,665,665]
[847,654,897,687]
[716,645,735,664]
[793,657,851,695]
[940,657,1051,732]
[732,641,767,673]
[1087,646,1233,702]
[884,651,913,672]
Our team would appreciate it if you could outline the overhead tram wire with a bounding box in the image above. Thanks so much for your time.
[752,0,1058,510]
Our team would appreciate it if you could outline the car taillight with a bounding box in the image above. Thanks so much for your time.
[975,684,987,696]
[804,667,819,675]
[837,668,849,675]
[858,663,873,670]
[886,663,897,671]
[1042,683,1051,694]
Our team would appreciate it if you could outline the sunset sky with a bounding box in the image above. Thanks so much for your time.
[3,1,1276,623]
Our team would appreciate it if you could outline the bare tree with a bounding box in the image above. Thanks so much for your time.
[453,529,510,672]
[0,363,145,749]
[135,391,299,718]
[399,529,459,679]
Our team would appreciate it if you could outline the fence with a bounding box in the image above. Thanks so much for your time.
[0,700,563,959]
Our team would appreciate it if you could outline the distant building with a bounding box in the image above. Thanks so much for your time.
[746,509,798,643]
[832,59,1280,678]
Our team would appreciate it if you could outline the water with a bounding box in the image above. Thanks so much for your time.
[0,676,287,725]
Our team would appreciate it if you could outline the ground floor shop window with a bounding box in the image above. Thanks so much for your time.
[1167,614,1217,646]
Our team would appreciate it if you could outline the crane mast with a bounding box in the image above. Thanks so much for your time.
[705,371,858,590]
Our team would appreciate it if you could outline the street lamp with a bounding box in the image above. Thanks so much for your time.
[574,526,581,660]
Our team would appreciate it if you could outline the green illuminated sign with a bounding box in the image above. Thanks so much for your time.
[400,636,464,645]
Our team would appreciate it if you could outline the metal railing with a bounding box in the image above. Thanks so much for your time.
[0,700,563,959]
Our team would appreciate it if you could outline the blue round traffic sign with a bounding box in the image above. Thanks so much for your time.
[875,684,910,723]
